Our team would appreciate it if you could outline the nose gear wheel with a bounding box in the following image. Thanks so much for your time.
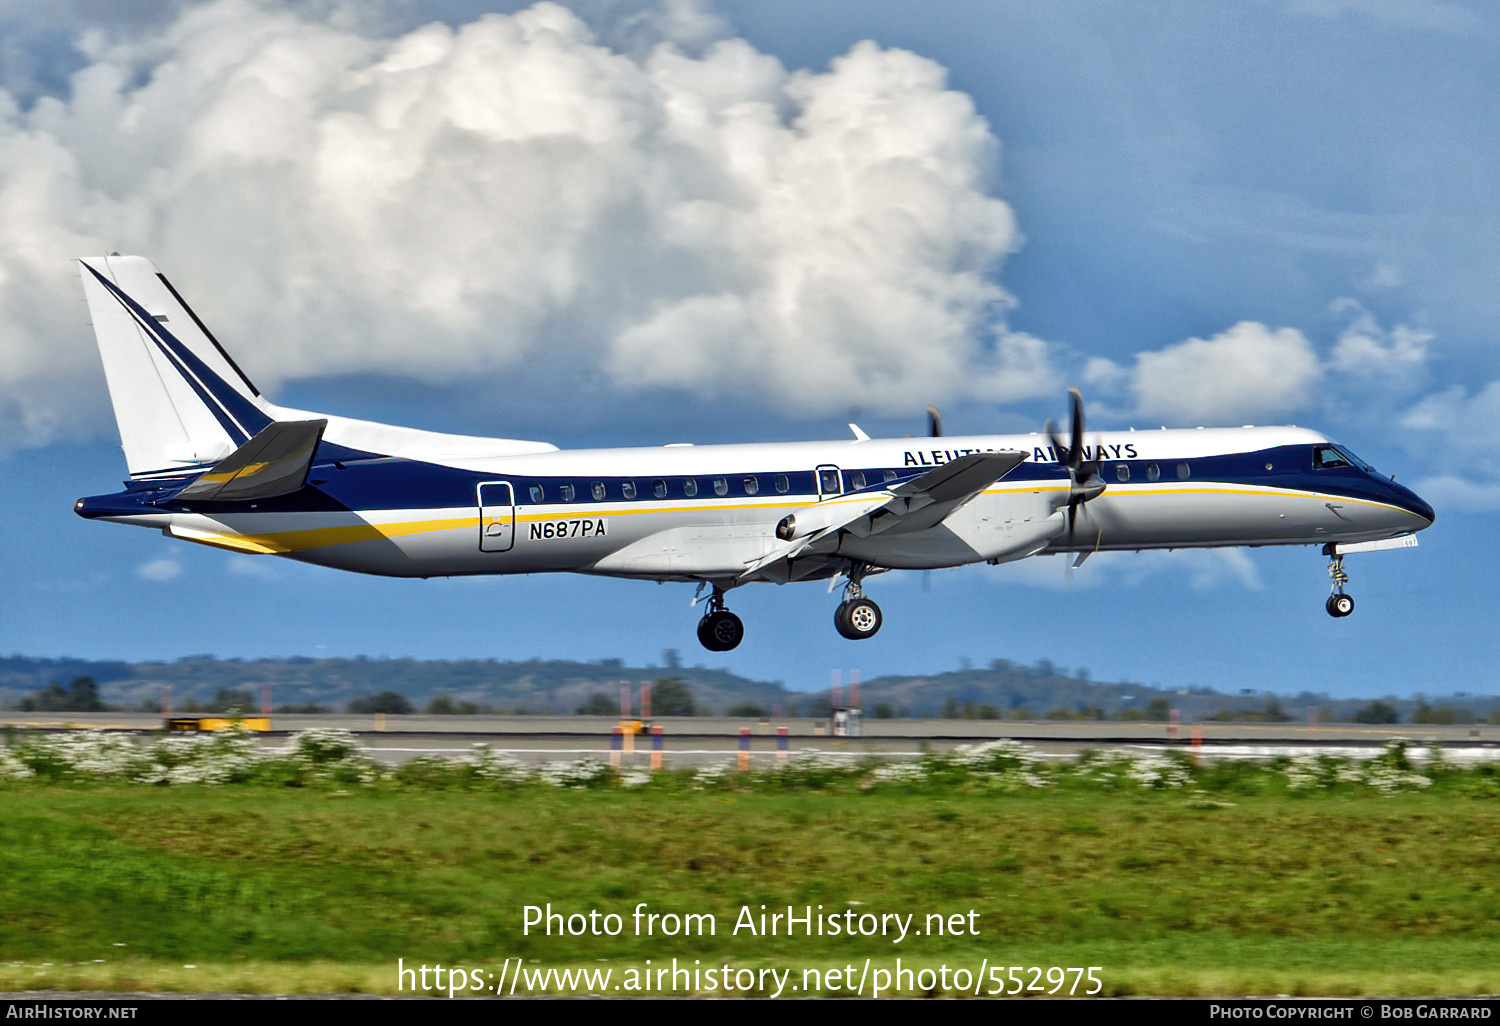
[1323,545,1355,618]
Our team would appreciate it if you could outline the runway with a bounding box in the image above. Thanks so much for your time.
[2,714,1493,767]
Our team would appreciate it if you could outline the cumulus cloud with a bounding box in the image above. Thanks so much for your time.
[1407,475,1500,513]
[228,554,279,579]
[1130,321,1321,425]
[1285,0,1484,34]
[0,0,1051,453]
[992,548,1263,592]
[1401,380,1500,510]
[1364,261,1403,289]
[1328,298,1432,381]
[136,556,183,582]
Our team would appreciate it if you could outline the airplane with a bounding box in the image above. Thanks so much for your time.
[73,254,1435,652]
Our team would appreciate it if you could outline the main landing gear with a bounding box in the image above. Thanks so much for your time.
[834,566,883,641]
[1323,544,1355,618]
[691,566,886,651]
[696,589,744,652]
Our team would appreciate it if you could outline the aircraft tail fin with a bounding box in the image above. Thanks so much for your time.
[79,255,275,479]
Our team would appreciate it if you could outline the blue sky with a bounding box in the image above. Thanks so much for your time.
[0,0,1494,698]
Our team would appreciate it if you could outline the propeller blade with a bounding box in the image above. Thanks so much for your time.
[1069,386,1085,462]
[926,405,943,438]
[1047,387,1108,551]
[1045,419,1071,470]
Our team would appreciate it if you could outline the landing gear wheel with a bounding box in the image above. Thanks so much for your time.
[1322,547,1354,618]
[835,597,883,640]
[697,610,744,651]
[1326,593,1355,618]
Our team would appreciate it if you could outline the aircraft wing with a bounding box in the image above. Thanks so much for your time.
[868,451,1030,536]
[739,451,1027,580]
[173,419,328,503]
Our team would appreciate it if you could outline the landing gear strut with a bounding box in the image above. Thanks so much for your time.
[1323,544,1355,618]
[696,588,744,651]
[834,565,883,640]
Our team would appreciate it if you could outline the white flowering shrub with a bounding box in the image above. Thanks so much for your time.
[288,728,363,765]
[692,760,739,789]
[535,758,615,789]
[148,724,264,785]
[0,747,35,781]
[619,768,655,788]
[1124,753,1195,790]
[768,752,867,790]
[277,728,382,786]
[936,739,1054,790]
[11,731,150,781]
[465,744,527,786]
[1280,742,1433,796]
[1068,750,1193,791]
[864,761,929,788]
[0,726,1482,797]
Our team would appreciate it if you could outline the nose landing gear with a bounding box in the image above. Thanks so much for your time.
[1323,544,1355,618]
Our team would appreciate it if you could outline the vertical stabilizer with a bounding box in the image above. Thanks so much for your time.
[79,255,273,478]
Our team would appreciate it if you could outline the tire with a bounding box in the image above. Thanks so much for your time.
[835,597,882,640]
[1325,593,1355,618]
[697,610,744,651]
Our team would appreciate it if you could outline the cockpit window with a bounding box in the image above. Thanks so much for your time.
[1313,446,1350,470]
[1314,445,1376,473]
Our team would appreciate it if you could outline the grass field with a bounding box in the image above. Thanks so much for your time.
[1,783,1497,997]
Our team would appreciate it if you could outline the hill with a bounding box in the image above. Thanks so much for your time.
[1,653,1491,722]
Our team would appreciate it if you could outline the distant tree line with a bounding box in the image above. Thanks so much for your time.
[17,677,105,713]
[575,678,701,717]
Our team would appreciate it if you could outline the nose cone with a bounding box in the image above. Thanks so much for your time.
[1388,479,1435,528]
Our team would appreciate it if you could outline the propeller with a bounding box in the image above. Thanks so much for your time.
[921,402,941,594]
[1044,387,1106,549]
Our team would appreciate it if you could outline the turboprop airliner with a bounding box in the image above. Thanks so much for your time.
[73,255,1435,651]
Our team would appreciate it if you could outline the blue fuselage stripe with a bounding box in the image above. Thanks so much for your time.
[77,444,1434,525]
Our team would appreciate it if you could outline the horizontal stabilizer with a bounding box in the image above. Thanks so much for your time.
[175,420,327,503]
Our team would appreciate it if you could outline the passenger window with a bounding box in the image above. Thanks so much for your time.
[1176,462,1190,480]
[713,477,728,496]
[591,481,606,501]
[622,481,636,500]
[775,475,789,494]
[560,483,575,502]
[851,472,867,489]
[1147,463,1160,482]
[820,469,841,494]
[683,479,698,497]
[1115,464,1130,482]
[529,485,543,503]
[653,479,667,499]
[744,476,759,495]
[883,470,897,482]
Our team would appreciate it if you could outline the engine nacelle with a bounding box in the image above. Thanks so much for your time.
[775,495,890,541]
[776,504,840,541]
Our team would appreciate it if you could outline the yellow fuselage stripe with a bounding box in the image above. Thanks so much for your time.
[175,484,1413,554]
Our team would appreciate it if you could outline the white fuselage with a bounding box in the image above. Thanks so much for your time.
[92,426,1432,583]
